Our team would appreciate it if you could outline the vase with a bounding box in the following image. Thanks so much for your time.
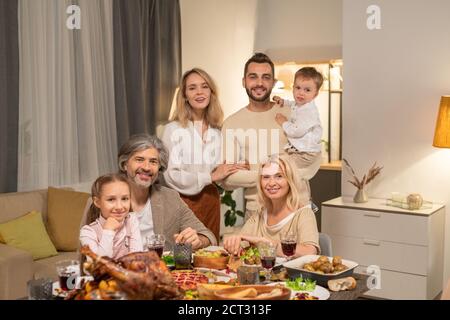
[353,188,368,203]
[406,193,423,210]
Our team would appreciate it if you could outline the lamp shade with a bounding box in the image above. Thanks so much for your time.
[433,96,450,148]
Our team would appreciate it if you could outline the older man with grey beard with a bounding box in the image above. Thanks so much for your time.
[117,134,216,250]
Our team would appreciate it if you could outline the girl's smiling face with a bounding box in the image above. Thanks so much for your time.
[94,181,130,222]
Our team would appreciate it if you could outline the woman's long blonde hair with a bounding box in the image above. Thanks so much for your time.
[256,154,310,213]
[169,68,224,129]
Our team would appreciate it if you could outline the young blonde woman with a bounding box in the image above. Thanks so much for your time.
[223,153,319,258]
[162,68,248,243]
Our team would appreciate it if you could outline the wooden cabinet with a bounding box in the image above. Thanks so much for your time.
[322,197,445,300]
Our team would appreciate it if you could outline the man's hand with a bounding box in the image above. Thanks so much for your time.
[273,96,285,107]
[103,217,122,231]
[174,227,208,250]
[275,113,288,126]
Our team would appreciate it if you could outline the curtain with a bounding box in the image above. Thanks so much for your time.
[18,0,117,191]
[113,0,181,147]
[0,0,19,193]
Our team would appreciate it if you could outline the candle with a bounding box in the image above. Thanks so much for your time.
[391,192,405,203]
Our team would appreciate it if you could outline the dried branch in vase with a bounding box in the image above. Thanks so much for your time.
[343,159,383,189]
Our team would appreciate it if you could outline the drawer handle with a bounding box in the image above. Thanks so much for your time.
[363,239,380,246]
[364,213,381,218]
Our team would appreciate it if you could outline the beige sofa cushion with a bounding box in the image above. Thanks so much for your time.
[0,189,48,224]
[0,244,34,300]
[47,187,90,252]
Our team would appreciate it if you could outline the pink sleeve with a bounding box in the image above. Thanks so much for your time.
[128,214,143,253]
[80,225,115,258]
[80,225,100,254]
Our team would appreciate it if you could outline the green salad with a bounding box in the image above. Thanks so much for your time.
[162,254,174,266]
[286,276,316,292]
[239,246,261,265]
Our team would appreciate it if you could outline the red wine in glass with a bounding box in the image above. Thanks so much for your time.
[148,245,164,258]
[281,240,297,258]
[58,274,71,291]
[261,256,276,269]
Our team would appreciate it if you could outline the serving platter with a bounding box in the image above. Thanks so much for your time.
[283,255,358,286]
[267,282,330,300]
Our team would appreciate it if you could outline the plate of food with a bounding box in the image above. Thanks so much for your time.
[268,279,330,300]
[239,246,261,266]
[227,245,262,273]
[171,270,209,291]
[283,255,358,287]
[213,285,291,300]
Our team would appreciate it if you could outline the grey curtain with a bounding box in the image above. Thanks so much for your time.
[0,0,19,192]
[113,0,181,147]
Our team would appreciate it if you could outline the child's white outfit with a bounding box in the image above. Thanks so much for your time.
[281,100,322,168]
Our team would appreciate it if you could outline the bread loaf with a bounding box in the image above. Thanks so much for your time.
[327,277,357,292]
[197,283,233,300]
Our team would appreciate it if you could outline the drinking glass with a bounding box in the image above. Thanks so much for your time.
[257,242,277,283]
[237,266,260,285]
[280,233,297,260]
[146,234,166,258]
[174,243,192,269]
[27,278,53,300]
[55,260,80,291]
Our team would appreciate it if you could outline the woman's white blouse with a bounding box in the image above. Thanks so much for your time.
[162,121,221,195]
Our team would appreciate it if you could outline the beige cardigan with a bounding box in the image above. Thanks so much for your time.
[239,206,320,253]
[147,184,217,249]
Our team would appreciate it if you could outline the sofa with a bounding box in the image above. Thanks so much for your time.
[0,188,89,300]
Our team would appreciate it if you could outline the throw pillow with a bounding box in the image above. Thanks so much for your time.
[47,187,90,251]
[0,211,58,260]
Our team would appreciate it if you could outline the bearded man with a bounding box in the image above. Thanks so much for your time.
[221,53,320,218]
[118,134,216,250]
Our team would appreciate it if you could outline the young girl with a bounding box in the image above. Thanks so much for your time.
[80,173,143,259]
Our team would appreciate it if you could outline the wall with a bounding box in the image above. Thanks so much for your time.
[180,0,259,232]
[180,0,258,119]
[255,0,342,63]
[343,0,450,286]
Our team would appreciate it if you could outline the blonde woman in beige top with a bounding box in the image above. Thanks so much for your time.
[223,153,319,258]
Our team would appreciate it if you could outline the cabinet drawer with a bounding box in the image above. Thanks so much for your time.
[330,235,427,275]
[356,266,428,300]
[322,206,428,245]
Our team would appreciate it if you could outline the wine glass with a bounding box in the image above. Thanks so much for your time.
[146,234,166,258]
[257,242,277,283]
[280,233,297,261]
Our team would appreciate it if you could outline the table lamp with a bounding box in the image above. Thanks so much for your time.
[433,96,450,148]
